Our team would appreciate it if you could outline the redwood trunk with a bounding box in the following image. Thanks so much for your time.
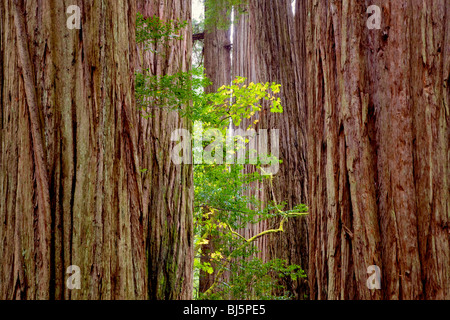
[136,0,194,300]
[199,5,232,294]
[0,0,146,299]
[1,0,195,301]
[306,0,449,299]
[233,0,309,299]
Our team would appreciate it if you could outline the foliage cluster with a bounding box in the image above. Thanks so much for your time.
[203,0,248,30]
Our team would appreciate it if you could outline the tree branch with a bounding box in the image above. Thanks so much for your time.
[204,211,308,296]
[193,32,205,42]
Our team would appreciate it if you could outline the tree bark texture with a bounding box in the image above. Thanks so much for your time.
[199,7,232,294]
[232,0,309,299]
[306,0,449,299]
[136,0,194,300]
[1,0,194,300]
[0,0,146,299]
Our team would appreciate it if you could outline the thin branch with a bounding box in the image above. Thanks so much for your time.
[204,211,308,296]
[193,32,205,42]
[202,154,309,297]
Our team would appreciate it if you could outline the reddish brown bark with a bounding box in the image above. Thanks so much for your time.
[199,5,232,294]
[233,0,309,299]
[306,0,449,299]
[1,0,146,299]
[136,0,194,300]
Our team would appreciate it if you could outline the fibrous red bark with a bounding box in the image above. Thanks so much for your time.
[233,0,309,299]
[199,5,232,294]
[1,0,146,299]
[306,0,449,300]
[136,0,194,300]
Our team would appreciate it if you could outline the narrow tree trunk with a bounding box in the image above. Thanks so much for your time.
[136,0,194,300]
[233,0,309,299]
[306,0,449,299]
[0,0,146,299]
[199,5,232,294]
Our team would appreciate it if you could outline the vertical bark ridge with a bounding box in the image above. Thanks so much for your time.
[12,0,51,300]
[136,0,194,300]
[233,0,309,299]
[199,5,232,294]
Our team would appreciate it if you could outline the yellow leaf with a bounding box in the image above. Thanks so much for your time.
[198,239,209,245]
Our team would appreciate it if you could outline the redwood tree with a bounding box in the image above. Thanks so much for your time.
[1,0,194,300]
[232,0,309,299]
[0,0,146,299]
[199,5,232,294]
[136,0,194,300]
[306,0,449,299]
